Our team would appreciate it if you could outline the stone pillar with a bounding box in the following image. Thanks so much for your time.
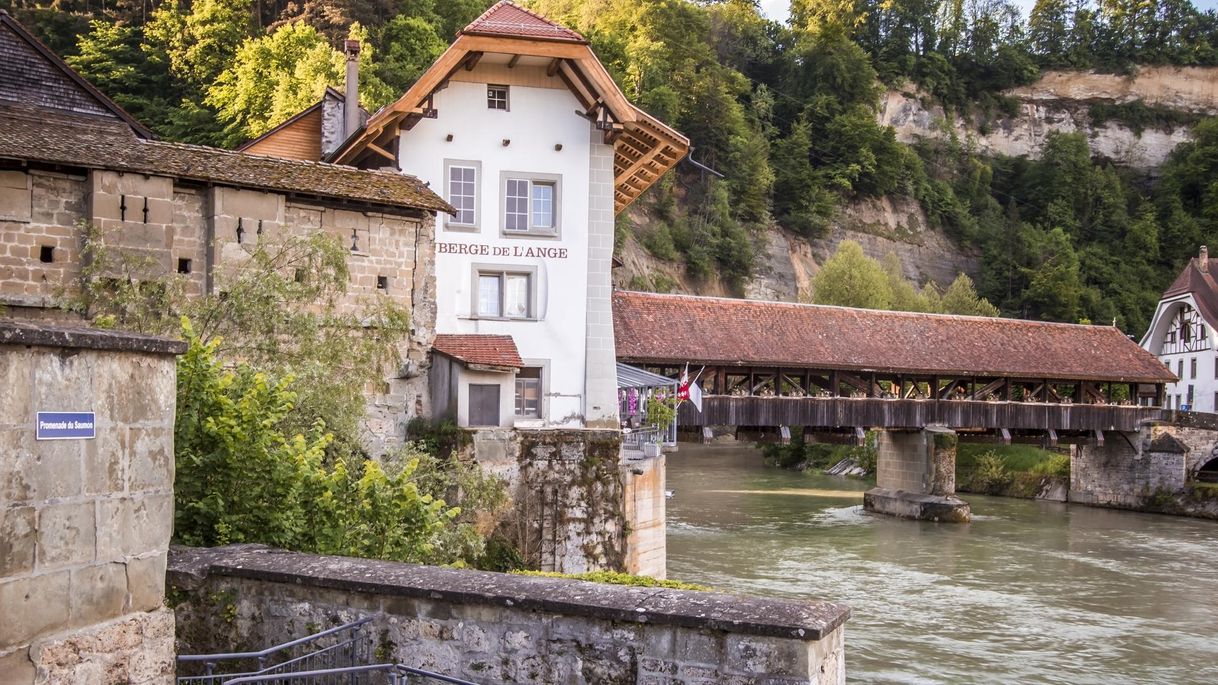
[0,321,184,683]
[583,130,619,429]
[622,453,666,578]
[864,426,971,522]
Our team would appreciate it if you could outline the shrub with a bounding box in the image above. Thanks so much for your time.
[1030,453,1071,478]
[969,452,1012,494]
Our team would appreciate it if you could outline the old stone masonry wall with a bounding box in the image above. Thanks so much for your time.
[0,321,184,684]
[169,545,850,685]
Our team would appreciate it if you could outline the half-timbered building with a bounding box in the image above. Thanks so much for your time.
[1141,246,1218,411]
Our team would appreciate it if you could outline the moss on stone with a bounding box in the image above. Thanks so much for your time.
[513,570,710,591]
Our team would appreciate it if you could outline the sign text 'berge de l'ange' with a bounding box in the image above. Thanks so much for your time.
[437,242,569,259]
[36,411,97,440]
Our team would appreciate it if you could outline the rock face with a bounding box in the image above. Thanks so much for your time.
[621,67,1218,301]
[881,66,1218,168]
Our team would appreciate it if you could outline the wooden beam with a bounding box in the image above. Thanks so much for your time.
[366,142,396,162]
[463,51,484,71]
[546,58,561,76]
[507,54,521,69]
[460,34,587,60]
[615,142,667,187]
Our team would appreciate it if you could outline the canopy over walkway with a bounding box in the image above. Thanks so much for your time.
[613,291,1175,435]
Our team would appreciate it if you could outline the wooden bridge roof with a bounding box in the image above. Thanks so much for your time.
[613,291,1176,384]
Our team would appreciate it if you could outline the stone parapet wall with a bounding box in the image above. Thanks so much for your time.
[0,321,183,684]
[622,452,665,579]
[169,545,849,685]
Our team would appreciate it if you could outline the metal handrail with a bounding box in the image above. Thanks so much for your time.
[221,663,480,685]
[177,614,370,663]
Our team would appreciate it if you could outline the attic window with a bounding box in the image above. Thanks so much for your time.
[487,85,509,110]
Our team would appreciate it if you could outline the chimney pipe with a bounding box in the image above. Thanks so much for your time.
[1202,245,1210,273]
[344,37,361,139]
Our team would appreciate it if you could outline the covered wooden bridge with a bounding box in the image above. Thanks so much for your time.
[613,291,1177,440]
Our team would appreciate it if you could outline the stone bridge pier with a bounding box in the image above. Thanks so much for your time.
[863,426,972,522]
[1070,429,1186,507]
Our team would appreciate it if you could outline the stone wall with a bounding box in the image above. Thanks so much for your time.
[0,167,438,454]
[1070,430,1187,507]
[0,321,184,684]
[169,545,849,685]
[867,427,970,522]
[469,429,663,576]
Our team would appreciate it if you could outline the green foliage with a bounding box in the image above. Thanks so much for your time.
[175,324,505,565]
[644,394,678,431]
[1088,101,1203,135]
[967,452,1013,494]
[811,240,999,316]
[1030,453,1071,478]
[514,570,709,591]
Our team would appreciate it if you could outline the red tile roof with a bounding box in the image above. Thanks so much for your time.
[461,1,586,43]
[613,291,1175,383]
[432,334,523,369]
[1161,255,1218,328]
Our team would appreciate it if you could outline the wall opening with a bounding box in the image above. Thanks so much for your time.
[39,245,54,263]
[177,258,192,274]
[1196,456,1218,483]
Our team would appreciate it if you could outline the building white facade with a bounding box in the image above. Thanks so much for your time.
[1141,246,1214,411]
[247,2,688,431]
[400,73,608,428]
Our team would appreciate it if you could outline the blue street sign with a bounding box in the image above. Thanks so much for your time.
[36,412,96,440]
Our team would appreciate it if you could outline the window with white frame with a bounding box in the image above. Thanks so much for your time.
[515,367,542,417]
[447,163,477,227]
[503,176,558,234]
[487,84,509,110]
[475,270,531,319]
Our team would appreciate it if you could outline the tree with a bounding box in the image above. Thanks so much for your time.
[374,15,447,95]
[940,273,1001,316]
[1029,0,1071,64]
[811,240,893,309]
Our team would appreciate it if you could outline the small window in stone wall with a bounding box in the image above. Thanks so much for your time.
[376,275,388,290]
[39,245,54,263]
[177,258,192,274]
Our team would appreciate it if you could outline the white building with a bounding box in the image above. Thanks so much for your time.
[1141,246,1213,410]
[255,2,688,429]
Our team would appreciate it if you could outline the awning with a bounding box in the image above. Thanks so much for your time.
[616,362,676,390]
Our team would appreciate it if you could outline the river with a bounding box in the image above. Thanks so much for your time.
[665,444,1218,684]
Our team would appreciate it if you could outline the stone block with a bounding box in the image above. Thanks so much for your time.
[97,495,173,560]
[84,427,128,496]
[32,351,95,415]
[0,506,36,576]
[126,553,167,612]
[0,172,31,222]
[128,427,173,492]
[89,190,122,222]
[676,629,724,665]
[96,356,175,426]
[0,571,69,648]
[0,647,36,685]
[36,501,95,568]
[69,562,128,627]
[724,635,808,677]
[215,187,282,221]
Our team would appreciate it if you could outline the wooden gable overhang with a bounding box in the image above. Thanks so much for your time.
[328,33,689,214]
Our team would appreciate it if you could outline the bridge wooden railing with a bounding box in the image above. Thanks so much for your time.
[677,395,1167,432]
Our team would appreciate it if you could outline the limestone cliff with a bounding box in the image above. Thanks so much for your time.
[882,66,1218,168]
[617,66,1218,302]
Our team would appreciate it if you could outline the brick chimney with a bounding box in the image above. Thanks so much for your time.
[343,37,361,140]
[1201,245,1209,273]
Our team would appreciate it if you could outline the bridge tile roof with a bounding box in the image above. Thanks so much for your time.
[613,291,1176,383]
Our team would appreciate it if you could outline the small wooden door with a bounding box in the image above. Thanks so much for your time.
[468,384,500,427]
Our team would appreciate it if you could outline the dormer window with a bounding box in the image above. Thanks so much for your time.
[488,85,509,110]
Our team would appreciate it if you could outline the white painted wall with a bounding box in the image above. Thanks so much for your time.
[1142,293,1218,411]
[399,76,598,428]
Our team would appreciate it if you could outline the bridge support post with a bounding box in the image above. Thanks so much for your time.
[864,426,971,522]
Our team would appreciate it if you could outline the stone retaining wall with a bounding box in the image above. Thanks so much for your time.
[169,545,849,685]
[0,321,183,684]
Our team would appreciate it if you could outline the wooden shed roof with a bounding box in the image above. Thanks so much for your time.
[613,290,1176,383]
[330,1,688,214]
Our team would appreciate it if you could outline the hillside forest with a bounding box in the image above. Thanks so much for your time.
[8,0,1218,333]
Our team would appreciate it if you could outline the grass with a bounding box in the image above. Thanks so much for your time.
[957,443,1063,473]
[512,570,709,591]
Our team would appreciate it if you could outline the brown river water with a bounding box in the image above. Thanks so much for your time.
[665,444,1218,684]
